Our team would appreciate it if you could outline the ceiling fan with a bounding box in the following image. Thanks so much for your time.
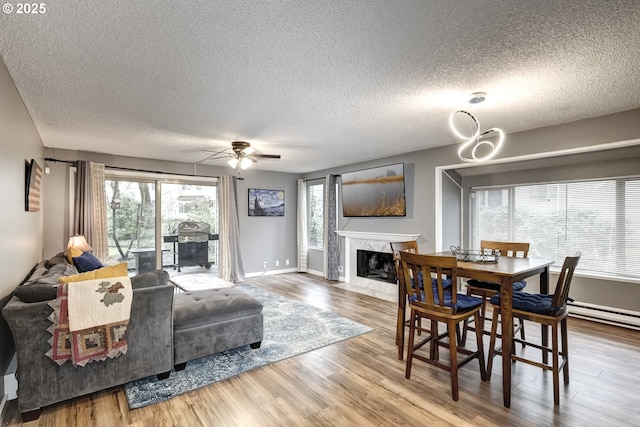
[198,141,281,170]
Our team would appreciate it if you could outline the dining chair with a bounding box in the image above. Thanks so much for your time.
[400,251,486,401]
[390,241,420,361]
[460,240,530,347]
[486,253,581,405]
[391,241,454,360]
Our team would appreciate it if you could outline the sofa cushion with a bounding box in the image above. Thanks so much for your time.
[45,252,68,269]
[60,262,128,283]
[131,270,171,289]
[72,252,104,273]
[173,288,264,331]
[14,263,78,303]
[66,247,84,264]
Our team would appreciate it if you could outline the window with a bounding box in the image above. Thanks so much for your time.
[105,171,218,272]
[471,177,640,279]
[308,184,324,248]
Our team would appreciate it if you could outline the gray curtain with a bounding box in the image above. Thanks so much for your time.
[219,175,245,282]
[323,174,339,280]
[73,161,109,260]
[297,179,308,272]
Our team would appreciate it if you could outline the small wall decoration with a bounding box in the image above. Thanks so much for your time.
[248,188,285,216]
[25,159,43,212]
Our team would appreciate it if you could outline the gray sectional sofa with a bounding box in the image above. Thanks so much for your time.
[2,254,264,421]
[2,257,175,420]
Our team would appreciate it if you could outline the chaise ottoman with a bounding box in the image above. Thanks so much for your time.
[172,287,263,370]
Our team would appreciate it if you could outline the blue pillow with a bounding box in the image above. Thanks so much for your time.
[72,252,104,273]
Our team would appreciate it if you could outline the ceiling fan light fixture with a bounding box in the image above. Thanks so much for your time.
[227,157,239,169]
[239,156,254,170]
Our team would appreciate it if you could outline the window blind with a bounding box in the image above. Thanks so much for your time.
[471,177,640,279]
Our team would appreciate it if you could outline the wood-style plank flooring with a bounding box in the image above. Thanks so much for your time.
[4,272,640,426]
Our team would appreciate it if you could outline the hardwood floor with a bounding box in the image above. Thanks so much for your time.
[4,272,640,427]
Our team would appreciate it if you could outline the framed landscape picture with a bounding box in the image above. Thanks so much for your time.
[248,188,285,216]
[341,162,406,217]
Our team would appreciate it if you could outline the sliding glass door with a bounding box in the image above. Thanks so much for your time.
[105,173,218,276]
[105,178,157,274]
[160,183,218,273]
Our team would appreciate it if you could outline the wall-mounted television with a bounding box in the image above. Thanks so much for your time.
[341,163,406,217]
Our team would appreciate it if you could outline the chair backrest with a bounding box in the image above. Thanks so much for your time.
[551,253,581,311]
[400,251,458,314]
[481,240,530,258]
[390,241,418,288]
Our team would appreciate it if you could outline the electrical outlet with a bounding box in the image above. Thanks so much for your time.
[286,259,289,265]
[338,265,344,272]
[275,260,279,267]
[263,261,268,270]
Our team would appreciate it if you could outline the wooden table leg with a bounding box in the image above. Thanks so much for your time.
[501,277,513,408]
[397,282,406,360]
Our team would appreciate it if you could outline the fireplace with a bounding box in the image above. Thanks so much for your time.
[357,250,397,284]
[335,231,420,301]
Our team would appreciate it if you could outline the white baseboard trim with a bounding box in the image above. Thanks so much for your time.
[569,301,640,330]
[245,267,298,278]
[245,268,346,282]
[1,353,17,424]
[3,354,17,401]
[0,394,9,425]
[0,394,7,425]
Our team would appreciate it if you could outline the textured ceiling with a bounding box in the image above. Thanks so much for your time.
[1,0,639,173]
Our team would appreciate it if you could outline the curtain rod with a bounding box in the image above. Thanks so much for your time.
[44,157,77,165]
[45,157,219,179]
[303,173,339,182]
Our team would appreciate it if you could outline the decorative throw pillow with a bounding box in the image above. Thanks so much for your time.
[66,247,84,264]
[15,263,79,303]
[72,252,104,273]
[46,252,69,268]
[60,262,129,283]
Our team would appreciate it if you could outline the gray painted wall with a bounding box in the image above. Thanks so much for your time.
[441,170,462,250]
[0,56,44,403]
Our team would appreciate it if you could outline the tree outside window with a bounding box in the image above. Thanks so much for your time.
[308,184,323,248]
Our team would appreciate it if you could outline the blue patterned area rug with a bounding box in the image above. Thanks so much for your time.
[124,284,373,409]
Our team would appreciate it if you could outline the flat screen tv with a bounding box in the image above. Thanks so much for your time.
[341,163,406,217]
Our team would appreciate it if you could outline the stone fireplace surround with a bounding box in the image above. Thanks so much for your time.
[335,231,420,301]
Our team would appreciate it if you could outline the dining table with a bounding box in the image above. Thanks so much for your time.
[429,252,555,407]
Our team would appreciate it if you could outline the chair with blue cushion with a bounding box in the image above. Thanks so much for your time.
[391,241,420,361]
[400,251,486,401]
[486,253,581,405]
[391,241,453,361]
[460,240,530,347]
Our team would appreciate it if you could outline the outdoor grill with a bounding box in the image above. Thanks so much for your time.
[165,221,214,272]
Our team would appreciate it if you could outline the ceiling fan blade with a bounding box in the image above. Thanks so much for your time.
[253,154,281,159]
[196,148,233,164]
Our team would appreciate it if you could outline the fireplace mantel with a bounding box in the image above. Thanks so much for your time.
[335,230,421,301]
[336,231,420,242]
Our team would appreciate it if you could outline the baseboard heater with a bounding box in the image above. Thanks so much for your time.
[569,301,640,330]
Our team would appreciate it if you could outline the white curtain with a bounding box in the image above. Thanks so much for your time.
[73,161,109,261]
[297,179,308,272]
[218,175,245,282]
[323,174,339,280]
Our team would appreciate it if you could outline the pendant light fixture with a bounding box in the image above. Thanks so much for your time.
[449,92,505,162]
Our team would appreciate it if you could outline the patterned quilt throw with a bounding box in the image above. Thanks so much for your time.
[46,276,133,366]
